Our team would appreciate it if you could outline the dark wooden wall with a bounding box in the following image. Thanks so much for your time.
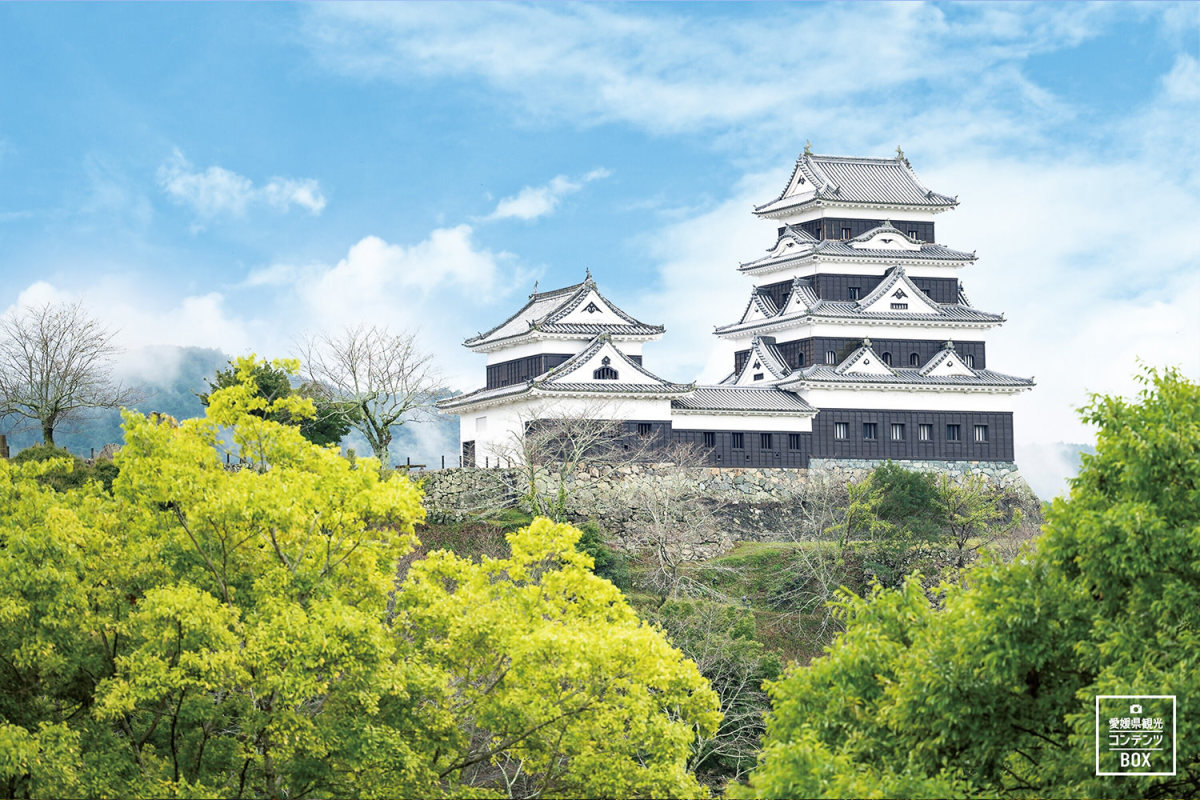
[487,352,646,389]
[756,275,959,306]
[810,409,1014,462]
[735,338,986,373]
[793,218,935,243]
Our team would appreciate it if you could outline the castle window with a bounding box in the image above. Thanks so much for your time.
[974,424,989,443]
[882,352,892,366]
[637,423,652,438]
[848,287,860,300]
[841,227,852,239]
[947,424,961,442]
[966,354,975,368]
[834,422,848,440]
[825,350,837,365]
[919,423,933,441]
[891,302,908,310]
[760,433,773,449]
[907,229,918,239]
[891,423,905,441]
[910,352,920,366]
[732,432,744,449]
[753,373,764,381]
[593,356,618,380]
[703,432,716,448]
[863,422,878,440]
[789,433,803,450]
[797,352,805,367]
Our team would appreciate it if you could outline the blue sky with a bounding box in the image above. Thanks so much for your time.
[1,2,1197,493]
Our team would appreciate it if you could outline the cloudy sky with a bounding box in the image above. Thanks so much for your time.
[0,2,1197,493]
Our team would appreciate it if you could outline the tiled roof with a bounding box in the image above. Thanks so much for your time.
[539,382,692,395]
[464,278,663,349]
[672,386,816,414]
[714,299,1004,336]
[755,152,957,216]
[739,225,974,272]
[783,366,1034,388]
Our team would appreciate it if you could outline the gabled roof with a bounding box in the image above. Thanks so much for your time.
[714,272,1004,338]
[778,365,1035,391]
[738,222,975,275]
[855,265,940,315]
[464,276,664,351]
[438,333,692,412]
[731,335,792,385]
[734,288,781,325]
[918,341,976,378]
[775,340,1033,392]
[672,386,816,416]
[754,150,957,217]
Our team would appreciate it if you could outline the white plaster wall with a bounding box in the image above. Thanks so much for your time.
[484,337,646,364]
[672,413,813,432]
[722,320,997,345]
[461,395,675,466]
[798,387,1017,412]
[741,260,969,287]
[770,206,939,225]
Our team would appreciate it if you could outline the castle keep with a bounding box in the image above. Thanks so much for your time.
[439,148,1034,469]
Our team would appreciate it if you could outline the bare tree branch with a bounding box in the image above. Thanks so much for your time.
[299,325,438,469]
[0,301,138,445]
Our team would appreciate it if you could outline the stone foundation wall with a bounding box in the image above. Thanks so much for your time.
[419,459,1038,555]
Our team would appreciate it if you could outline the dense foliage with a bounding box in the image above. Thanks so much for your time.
[0,357,719,799]
[201,358,354,447]
[738,367,1200,798]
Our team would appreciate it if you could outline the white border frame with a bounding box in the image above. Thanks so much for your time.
[1095,695,1177,777]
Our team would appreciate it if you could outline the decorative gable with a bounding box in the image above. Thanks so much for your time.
[733,336,790,386]
[779,277,818,316]
[835,340,897,376]
[543,335,664,387]
[919,343,976,377]
[857,265,940,315]
[555,288,630,327]
[850,223,922,252]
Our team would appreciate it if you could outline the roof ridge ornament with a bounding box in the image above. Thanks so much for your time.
[804,140,813,156]
[896,146,910,168]
[530,280,539,298]
[585,267,592,281]
[945,339,955,351]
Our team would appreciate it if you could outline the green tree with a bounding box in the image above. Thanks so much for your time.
[201,357,354,446]
[0,356,719,798]
[737,366,1200,798]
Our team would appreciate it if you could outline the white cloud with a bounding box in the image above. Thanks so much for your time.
[157,149,327,218]
[487,168,610,221]
[303,3,1117,151]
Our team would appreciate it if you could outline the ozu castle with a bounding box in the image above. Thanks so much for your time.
[439,147,1034,472]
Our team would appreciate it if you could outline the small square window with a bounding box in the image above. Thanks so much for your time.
[907,229,919,239]
[841,227,852,239]
[825,350,837,365]
[703,431,716,448]
[637,423,652,437]
[753,373,764,381]
[732,432,744,449]
[891,302,908,310]
[974,424,989,443]
[947,424,961,442]
[848,287,861,300]
[834,422,848,440]
[760,433,773,449]
[966,354,976,368]
[919,423,933,441]
[891,423,905,441]
[788,433,803,450]
[863,422,878,440]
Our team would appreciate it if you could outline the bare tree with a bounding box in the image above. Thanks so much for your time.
[621,442,730,600]
[493,403,658,522]
[0,302,136,445]
[299,325,437,469]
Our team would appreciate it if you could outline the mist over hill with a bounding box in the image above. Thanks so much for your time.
[0,345,463,468]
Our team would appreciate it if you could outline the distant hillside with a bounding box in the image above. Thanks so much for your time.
[1,346,231,457]
[1015,441,1097,501]
[1,345,463,468]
